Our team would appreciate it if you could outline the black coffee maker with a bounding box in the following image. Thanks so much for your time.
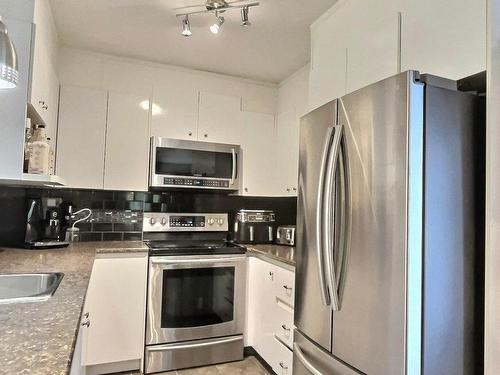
[25,197,69,249]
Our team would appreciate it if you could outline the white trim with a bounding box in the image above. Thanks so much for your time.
[278,64,310,88]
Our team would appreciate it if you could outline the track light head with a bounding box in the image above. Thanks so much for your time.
[210,13,224,34]
[182,15,192,36]
[240,6,251,27]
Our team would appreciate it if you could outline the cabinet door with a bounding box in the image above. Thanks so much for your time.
[56,86,107,189]
[104,92,150,191]
[345,13,400,93]
[198,92,242,144]
[151,81,198,140]
[82,254,148,366]
[275,110,299,196]
[239,111,276,196]
[309,14,347,109]
[401,0,486,80]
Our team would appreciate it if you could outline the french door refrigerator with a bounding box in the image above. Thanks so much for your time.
[293,71,484,375]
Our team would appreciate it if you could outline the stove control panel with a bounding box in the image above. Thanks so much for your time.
[143,213,228,232]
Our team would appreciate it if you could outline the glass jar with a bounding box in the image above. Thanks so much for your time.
[28,125,50,175]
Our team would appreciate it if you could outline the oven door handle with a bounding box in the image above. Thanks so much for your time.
[230,147,237,186]
[150,256,246,265]
[147,336,242,352]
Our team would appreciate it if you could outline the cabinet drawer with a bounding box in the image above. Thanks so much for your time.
[273,303,294,349]
[274,268,295,307]
[270,338,293,375]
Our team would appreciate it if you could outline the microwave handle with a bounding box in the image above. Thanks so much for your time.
[230,148,237,186]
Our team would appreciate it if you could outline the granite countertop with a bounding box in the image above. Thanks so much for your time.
[247,244,296,268]
[0,241,147,375]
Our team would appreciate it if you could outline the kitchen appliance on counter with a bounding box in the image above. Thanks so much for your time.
[143,212,246,374]
[294,71,484,375]
[233,209,275,244]
[24,198,69,249]
[276,225,296,246]
[149,137,240,191]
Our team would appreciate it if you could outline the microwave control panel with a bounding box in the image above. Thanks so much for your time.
[163,177,230,188]
[143,213,228,232]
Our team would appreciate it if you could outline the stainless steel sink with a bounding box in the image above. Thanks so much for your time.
[0,273,64,304]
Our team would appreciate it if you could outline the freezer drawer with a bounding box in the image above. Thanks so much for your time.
[293,330,362,375]
[144,335,243,373]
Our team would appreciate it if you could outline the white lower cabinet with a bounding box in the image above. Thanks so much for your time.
[79,253,147,374]
[246,257,295,374]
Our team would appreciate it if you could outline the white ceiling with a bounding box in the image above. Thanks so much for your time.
[49,0,337,83]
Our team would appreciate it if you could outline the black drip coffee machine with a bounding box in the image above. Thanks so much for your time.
[25,197,69,249]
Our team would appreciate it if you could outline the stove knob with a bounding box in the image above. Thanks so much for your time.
[208,218,215,226]
[217,218,224,226]
[150,217,156,225]
[161,217,167,226]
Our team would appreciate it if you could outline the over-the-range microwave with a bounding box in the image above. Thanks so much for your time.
[149,137,240,191]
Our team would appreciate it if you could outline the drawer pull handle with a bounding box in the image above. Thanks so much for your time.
[283,285,292,291]
[279,362,288,370]
[281,324,291,332]
[81,320,90,328]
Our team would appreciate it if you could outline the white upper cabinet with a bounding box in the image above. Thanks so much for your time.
[400,0,486,80]
[104,92,150,191]
[198,92,242,144]
[56,86,108,189]
[345,12,400,93]
[275,109,299,196]
[240,111,276,196]
[151,79,199,141]
[31,0,60,141]
[309,13,347,110]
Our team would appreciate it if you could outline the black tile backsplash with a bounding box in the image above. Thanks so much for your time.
[0,186,297,245]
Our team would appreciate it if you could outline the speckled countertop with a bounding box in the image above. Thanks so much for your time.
[0,241,147,375]
[247,244,296,268]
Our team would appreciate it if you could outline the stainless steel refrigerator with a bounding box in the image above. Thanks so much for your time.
[293,71,484,375]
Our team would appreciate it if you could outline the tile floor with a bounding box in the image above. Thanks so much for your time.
[119,356,271,375]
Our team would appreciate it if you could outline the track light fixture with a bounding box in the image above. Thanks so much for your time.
[182,15,192,37]
[177,0,259,37]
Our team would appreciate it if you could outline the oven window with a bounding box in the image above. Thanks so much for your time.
[155,148,233,178]
[161,267,235,328]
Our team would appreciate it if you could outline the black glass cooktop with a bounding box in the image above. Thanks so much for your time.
[147,240,246,256]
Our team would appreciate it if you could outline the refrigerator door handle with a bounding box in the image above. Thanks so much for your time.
[316,126,335,306]
[335,132,352,308]
[294,343,324,375]
[323,124,343,311]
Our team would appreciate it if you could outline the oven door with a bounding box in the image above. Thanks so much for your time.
[149,137,240,190]
[146,255,246,345]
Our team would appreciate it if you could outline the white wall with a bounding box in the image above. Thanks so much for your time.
[0,0,34,21]
[485,0,500,373]
[58,47,277,115]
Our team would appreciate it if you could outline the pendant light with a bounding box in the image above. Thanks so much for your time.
[0,16,18,89]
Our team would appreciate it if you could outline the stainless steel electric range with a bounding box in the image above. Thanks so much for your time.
[143,212,247,374]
